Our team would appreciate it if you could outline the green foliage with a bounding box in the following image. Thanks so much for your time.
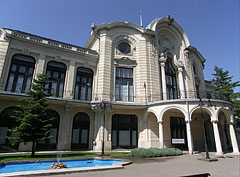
[212,66,240,133]
[131,148,183,158]
[212,66,240,102]
[8,74,55,157]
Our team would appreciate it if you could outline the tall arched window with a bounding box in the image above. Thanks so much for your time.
[75,67,93,101]
[165,58,178,99]
[72,112,90,150]
[46,61,66,97]
[6,55,35,93]
[0,107,21,150]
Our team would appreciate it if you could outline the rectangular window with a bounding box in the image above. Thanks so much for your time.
[115,68,133,101]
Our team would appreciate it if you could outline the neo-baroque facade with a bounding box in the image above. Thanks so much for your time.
[0,17,239,154]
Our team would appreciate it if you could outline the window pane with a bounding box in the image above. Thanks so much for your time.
[129,80,133,101]
[82,77,87,83]
[120,80,128,101]
[0,127,8,144]
[87,87,91,100]
[115,79,119,100]
[132,130,137,146]
[11,65,16,72]
[49,129,57,144]
[53,72,58,79]
[59,82,64,97]
[119,130,130,146]
[80,85,86,100]
[25,78,32,92]
[15,75,24,93]
[28,67,33,75]
[75,84,79,99]
[116,68,120,77]
[60,73,65,80]
[72,129,79,144]
[51,81,57,96]
[47,71,51,76]
[81,129,88,144]
[76,76,80,82]
[19,66,26,73]
[6,74,15,91]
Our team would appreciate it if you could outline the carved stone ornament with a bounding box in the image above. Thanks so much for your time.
[159,35,174,53]
[114,57,137,67]
[211,120,219,124]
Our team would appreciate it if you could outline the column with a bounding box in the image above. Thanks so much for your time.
[64,60,75,99]
[160,62,167,100]
[229,122,239,154]
[57,103,73,150]
[93,109,103,151]
[212,120,223,155]
[186,120,193,154]
[178,67,185,99]
[158,121,164,148]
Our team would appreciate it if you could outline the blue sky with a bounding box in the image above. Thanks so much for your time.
[0,0,239,84]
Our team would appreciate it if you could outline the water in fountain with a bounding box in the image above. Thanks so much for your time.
[56,151,63,164]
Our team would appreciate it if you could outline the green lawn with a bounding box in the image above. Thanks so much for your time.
[0,152,131,162]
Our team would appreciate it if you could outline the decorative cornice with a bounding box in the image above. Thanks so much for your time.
[114,57,137,67]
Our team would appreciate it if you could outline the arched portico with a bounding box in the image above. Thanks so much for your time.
[191,107,216,152]
[160,108,187,149]
[217,109,239,153]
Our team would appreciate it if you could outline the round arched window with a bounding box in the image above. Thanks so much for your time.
[118,42,131,55]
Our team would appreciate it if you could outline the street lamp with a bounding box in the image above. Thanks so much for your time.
[199,98,210,159]
[100,102,112,156]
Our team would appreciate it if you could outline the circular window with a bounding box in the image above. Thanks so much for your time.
[118,42,131,55]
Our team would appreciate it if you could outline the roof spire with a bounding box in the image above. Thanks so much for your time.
[140,10,143,27]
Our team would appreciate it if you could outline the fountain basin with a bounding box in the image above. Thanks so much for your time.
[0,159,129,176]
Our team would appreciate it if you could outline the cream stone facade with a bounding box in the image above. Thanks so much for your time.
[0,17,239,154]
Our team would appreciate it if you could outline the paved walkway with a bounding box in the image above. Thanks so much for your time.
[27,153,239,177]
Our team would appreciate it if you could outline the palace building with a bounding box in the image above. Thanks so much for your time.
[0,17,239,154]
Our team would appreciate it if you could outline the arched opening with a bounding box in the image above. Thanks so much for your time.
[36,110,60,150]
[71,112,90,150]
[0,107,21,152]
[6,54,35,93]
[112,114,138,149]
[46,61,66,97]
[162,108,187,150]
[218,111,232,152]
[147,112,159,148]
[191,108,215,151]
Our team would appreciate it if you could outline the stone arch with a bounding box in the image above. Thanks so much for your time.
[146,108,159,122]
[216,108,231,122]
[159,106,186,122]
[152,17,190,48]
[190,105,214,121]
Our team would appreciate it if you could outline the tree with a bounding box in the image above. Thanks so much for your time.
[9,73,55,157]
[212,65,240,132]
[212,66,240,101]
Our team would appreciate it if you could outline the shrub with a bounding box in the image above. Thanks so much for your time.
[131,148,183,158]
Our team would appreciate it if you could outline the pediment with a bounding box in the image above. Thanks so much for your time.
[114,57,137,67]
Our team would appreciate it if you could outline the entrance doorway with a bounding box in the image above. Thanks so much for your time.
[71,112,90,150]
[112,114,138,149]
